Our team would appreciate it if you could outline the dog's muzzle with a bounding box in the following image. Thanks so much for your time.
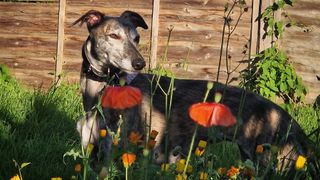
[132,58,146,70]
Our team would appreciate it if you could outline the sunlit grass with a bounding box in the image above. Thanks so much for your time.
[0,73,83,179]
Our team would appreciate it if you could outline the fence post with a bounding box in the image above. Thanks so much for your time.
[55,0,66,85]
[149,0,160,70]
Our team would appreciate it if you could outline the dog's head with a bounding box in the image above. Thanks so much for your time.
[73,10,148,74]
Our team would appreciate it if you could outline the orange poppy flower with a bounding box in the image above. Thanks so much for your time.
[128,131,143,144]
[101,86,142,109]
[189,102,236,127]
[74,163,81,172]
[255,145,264,154]
[195,147,205,157]
[150,130,159,140]
[147,140,157,149]
[217,167,227,176]
[227,166,240,177]
[99,129,107,138]
[122,153,136,168]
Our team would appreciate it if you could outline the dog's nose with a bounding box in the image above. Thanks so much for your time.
[132,59,146,70]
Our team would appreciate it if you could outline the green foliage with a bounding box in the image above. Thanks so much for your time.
[262,0,294,39]
[241,46,307,102]
[0,78,83,179]
[287,104,320,141]
[149,66,174,77]
[239,0,307,103]
[0,64,12,82]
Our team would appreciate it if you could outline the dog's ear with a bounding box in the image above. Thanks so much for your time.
[120,11,148,29]
[72,10,105,30]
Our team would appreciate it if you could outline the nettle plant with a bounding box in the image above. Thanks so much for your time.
[241,0,307,103]
[242,47,307,103]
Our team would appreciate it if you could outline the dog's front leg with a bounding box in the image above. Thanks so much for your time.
[80,73,106,112]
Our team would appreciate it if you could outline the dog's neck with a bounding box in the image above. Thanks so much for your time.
[83,38,138,85]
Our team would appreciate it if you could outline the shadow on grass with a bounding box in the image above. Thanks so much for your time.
[0,80,83,179]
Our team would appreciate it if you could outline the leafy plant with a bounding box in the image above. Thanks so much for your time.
[261,0,294,40]
[240,0,307,103]
[241,46,307,103]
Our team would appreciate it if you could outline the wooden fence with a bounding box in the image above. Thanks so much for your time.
[0,0,319,103]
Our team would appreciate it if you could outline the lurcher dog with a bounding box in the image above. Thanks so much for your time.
[74,10,315,177]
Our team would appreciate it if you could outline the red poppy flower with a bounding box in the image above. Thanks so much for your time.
[189,102,236,127]
[101,86,142,109]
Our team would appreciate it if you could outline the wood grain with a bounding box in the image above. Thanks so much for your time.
[0,0,319,103]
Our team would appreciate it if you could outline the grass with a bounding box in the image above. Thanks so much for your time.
[0,65,319,179]
[0,68,83,179]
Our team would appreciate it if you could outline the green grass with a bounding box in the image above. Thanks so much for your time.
[0,70,83,179]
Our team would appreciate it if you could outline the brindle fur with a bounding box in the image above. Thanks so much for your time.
[74,10,314,177]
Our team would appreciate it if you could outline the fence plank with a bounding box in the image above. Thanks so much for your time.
[0,1,319,103]
[150,0,160,69]
[55,0,66,84]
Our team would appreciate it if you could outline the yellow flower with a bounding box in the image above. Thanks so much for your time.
[255,145,263,154]
[10,175,20,180]
[129,131,143,145]
[161,163,169,172]
[87,143,94,154]
[198,140,207,149]
[122,153,136,168]
[99,129,107,138]
[51,177,62,180]
[295,155,307,170]
[186,164,193,174]
[150,130,159,139]
[176,174,187,180]
[227,166,240,178]
[74,163,81,172]
[179,159,186,164]
[176,159,185,173]
[195,147,205,157]
[199,172,208,180]
[217,167,227,176]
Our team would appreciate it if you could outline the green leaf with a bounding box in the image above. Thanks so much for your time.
[285,67,292,75]
[280,83,287,92]
[20,162,31,170]
[63,149,82,164]
[277,0,285,8]
[287,79,294,88]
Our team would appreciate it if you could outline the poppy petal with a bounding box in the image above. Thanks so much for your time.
[189,102,236,127]
[101,86,142,109]
[189,103,215,127]
[211,104,237,127]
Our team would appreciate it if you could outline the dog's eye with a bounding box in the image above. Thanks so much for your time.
[109,33,121,40]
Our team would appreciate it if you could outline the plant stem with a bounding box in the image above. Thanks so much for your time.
[183,124,198,176]
[126,167,129,180]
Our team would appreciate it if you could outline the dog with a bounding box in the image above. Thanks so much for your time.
[74,10,315,177]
